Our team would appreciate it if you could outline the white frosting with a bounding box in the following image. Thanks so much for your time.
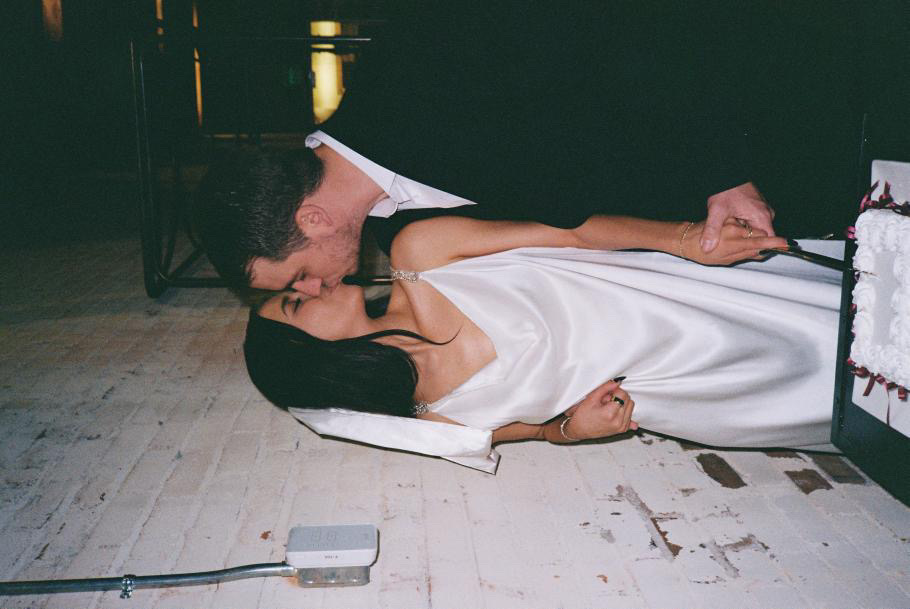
[850,208,910,388]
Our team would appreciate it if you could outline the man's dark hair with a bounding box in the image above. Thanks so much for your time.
[193,147,325,288]
[244,309,427,417]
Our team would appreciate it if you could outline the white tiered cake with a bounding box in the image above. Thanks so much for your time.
[849,160,910,437]
[850,206,910,391]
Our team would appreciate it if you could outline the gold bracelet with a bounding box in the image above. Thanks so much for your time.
[559,416,581,442]
[678,221,695,258]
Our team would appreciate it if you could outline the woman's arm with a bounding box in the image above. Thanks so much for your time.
[492,379,637,445]
[391,215,787,271]
[418,380,637,444]
[491,419,592,444]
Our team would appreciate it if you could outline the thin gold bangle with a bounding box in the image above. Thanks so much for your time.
[559,416,581,442]
[678,221,695,258]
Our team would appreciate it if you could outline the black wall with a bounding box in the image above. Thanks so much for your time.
[2,1,907,237]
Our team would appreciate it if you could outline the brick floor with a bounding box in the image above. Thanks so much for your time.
[1,230,909,608]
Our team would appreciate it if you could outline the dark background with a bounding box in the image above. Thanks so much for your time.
[2,0,908,249]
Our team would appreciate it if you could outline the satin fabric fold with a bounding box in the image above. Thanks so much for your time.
[289,407,500,473]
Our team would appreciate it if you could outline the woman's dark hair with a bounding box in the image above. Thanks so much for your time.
[244,309,444,417]
[193,147,325,289]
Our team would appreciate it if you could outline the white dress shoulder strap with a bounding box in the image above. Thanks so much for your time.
[390,268,420,282]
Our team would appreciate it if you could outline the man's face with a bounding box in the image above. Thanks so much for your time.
[249,224,361,297]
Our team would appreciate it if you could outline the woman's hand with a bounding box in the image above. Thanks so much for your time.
[560,379,638,441]
[680,218,787,266]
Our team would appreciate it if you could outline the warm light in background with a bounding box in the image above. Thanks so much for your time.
[42,0,63,41]
[310,21,344,124]
[193,2,203,127]
[155,0,164,50]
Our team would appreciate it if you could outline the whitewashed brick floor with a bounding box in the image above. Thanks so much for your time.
[2,234,909,609]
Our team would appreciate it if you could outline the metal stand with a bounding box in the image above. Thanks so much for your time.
[131,37,225,297]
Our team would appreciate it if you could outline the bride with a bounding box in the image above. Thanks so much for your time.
[243,215,843,472]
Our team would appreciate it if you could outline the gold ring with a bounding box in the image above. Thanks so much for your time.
[736,218,753,238]
[611,396,625,407]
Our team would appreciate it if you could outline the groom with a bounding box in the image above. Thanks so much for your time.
[195,3,776,295]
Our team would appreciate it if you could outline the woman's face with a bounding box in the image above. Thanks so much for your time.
[258,284,370,341]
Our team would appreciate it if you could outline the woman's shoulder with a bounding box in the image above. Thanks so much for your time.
[390,216,561,272]
[389,216,473,272]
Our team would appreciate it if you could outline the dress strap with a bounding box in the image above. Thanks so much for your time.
[390,268,420,283]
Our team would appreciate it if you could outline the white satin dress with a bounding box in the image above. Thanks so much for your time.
[290,242,844,473]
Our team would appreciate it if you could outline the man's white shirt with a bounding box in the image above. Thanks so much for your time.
[306,131,475,218]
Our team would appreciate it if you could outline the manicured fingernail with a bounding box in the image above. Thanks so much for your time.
[612,376,626,382]
[787,239,800,248]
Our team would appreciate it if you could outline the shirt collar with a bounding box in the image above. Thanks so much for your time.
[306,131,399,199]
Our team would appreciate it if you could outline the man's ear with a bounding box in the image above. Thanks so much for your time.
[294,204,334,236]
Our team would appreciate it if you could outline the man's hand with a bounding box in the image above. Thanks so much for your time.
[701,182,775,254]
[562,379,637,441]
[681,218,787,266]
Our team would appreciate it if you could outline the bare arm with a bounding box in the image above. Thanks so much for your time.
[391,214,787,272]
[422,380,638,445]
[417,411,555,443]
[495,379,637,443]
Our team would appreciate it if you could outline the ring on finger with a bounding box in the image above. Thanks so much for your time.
[611,396,625,407]
[736,218,754,238]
